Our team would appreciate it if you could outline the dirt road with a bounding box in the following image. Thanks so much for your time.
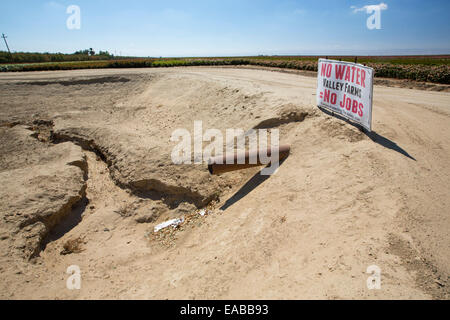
[0,67,449,299]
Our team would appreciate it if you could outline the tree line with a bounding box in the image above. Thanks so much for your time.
[0,49,115,64]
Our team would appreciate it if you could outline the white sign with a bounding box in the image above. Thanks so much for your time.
[316,59,374,131]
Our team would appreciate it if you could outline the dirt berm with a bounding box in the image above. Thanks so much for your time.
[0,67,449,299]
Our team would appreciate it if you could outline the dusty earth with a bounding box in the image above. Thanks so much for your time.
[0,67,449,299]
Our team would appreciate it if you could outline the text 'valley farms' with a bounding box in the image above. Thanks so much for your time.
[316,59,374,131]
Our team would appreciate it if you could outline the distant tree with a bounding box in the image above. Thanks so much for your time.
[74,49,89,55]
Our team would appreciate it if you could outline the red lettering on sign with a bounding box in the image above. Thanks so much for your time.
[324,89,330,102]
[352,100,358,113]
[335,65,346,80]
[331,93,337,104]
[326,64,332,77]
[358,103,364,117]
[346,97,352,111]
[321,63,327,77]
[361,69,366,88]
[345,67,351,82]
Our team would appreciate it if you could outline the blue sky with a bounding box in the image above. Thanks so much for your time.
[0,0,449,56]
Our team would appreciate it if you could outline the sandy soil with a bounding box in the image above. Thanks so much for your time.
[0,67,449,299]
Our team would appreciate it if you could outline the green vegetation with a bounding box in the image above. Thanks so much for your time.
[0,49,115,64]
[1,53,449,84]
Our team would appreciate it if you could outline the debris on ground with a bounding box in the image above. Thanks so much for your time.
[198,209,210,216]
[154,217,185,233]
[60,237,85,255]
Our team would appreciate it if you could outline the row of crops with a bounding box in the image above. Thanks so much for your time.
[1,56,449,84]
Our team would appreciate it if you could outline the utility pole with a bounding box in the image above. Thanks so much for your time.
[1,33,11,54]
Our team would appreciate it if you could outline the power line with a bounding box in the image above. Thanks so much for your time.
[1,33,11,54]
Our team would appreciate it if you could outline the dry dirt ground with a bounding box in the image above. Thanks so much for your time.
[0,67,449,299]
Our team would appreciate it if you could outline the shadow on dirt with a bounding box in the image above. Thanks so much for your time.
[318,106,416,161]
[220,157,288,211]
[367,131,416,161]
[41,197,88,251]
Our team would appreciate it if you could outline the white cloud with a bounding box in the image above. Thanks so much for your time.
[351,2,388,14]
[45,1,65,10]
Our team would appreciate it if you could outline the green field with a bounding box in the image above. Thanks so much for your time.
[1,54,449,84]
